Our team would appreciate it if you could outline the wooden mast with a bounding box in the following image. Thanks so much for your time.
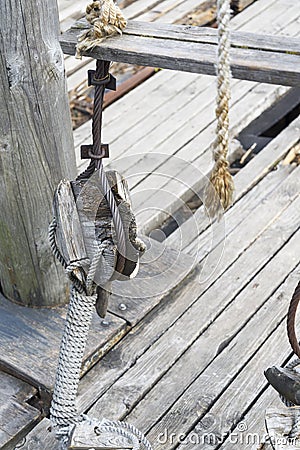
[0,0,76,306]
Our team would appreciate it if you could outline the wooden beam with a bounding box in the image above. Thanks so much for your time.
[60,20,300,87]
[0,0,77,306]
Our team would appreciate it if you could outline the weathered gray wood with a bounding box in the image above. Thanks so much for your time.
[18,160,300,448]
[76,168,300,413]
[176,320,290,450]
[167,113,300,250]
[108,237,196,325]
[220,390,281,450]
[0,292,127,391]
[19,207,300,448]
[69,421,134,449]
[0,371,40,449]
[60,20,300,86]
[53,180,88,266]
[134,83,289,233]
[145,266,300,449]
[88,221,300,426]
[265,408,300,450]
[0,0,77,306]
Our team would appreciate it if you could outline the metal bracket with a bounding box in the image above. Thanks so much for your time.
[81,144,109,160]
[88,70,117,91]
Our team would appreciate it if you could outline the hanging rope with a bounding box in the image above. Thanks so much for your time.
[76,0,127,59]
[204,0,234,219]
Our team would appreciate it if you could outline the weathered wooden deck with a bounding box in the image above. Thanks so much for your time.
[1,0,300,449]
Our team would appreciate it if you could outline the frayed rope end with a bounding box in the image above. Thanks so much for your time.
[204,162,234,220]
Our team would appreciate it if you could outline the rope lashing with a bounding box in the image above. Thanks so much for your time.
[204,0,234,218]
[76,0,127,59]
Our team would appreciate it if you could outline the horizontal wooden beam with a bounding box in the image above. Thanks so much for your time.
[60,20,300,87]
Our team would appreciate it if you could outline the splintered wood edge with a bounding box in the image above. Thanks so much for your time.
[53,180,88,265]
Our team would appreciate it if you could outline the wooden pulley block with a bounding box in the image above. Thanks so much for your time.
[53,170,145,318]
[72,170,145,279]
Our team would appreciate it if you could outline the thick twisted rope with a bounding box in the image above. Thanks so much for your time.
[76,0,127,59]
[204,0,234,219]
[49,223,152,449]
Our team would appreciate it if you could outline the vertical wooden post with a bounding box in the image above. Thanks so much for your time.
[0,0,77,306]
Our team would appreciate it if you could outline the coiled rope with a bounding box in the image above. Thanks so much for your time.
[204,0,234,219]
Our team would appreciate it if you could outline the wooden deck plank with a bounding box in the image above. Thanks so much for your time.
[19,150,300,447]
[73,0,300,218]
[19,200,300,448]
[175,323,290,449]
[73,0,297,153]
[167,114,300,251]
[86,193,300,421]
[108,236,195,325]
[0,372,40,449]
[144,265,299,449]
[108,80,283,189]
[0,294,127,391]
[75,165,297,411]
[156,0,215,24]
[219,390,282,449]
[132,84,289,233]
[122,21,300,54]
[110,1,300,228]
[186,164,300,260]
[60,21,300,87]
[102,71,201,152]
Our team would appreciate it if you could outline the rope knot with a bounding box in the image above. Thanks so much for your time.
[76,0,127,59]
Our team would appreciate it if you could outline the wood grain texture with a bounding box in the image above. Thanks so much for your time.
[0,292,127,391]
[88,210,300,426]
[146,266,300,449]
[53,180,88,266]
[0,372,40,449]
[60,20,300,86]
[0,0,77,306]
[176,320,289,450]
[108,236,196,325]
[167,114,300,251]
